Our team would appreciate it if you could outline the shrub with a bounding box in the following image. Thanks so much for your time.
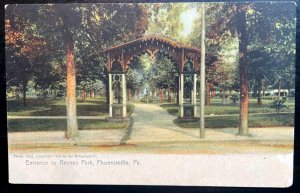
[140,96,154,103]
[230,94,239,104]
[270,98,288,113]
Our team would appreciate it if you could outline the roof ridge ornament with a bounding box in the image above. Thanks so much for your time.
[100,34,200,53]
[145,48,159,62]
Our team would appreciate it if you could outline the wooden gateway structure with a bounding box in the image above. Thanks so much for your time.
[101,35,213,120]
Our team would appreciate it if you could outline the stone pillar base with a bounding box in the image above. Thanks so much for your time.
[105,117,129,122]
[178,104,197,120]
[177,117,198,122]
[110,104,127,119]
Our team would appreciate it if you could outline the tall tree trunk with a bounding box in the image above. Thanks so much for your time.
[16,88,20,100]
[176,88,179,104]
[128,89,131,101]
[54,89,57,99]
[278,79,281,100]
[261,79,265,97]
[43,88,47,101]
[205,82,211,106]
[105,80,109,110]
[57,5,79,139]
[237,7,249,136]
[257,79,262,105]
[213,89,216,97]
[65,36,78,139]
[82,86,86,102]
[176,77,179,104]
[160,89,163,103]
[92,84,95,97]
[253,83,257,98]
[22,78,27,107]
[221,89,226,104]
[90,85,94,98]
[91,88,95,98]
[168,84,171,102]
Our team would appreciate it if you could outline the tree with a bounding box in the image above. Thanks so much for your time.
[248,50,274,104]
[126,58,145,100]
[5,12,48,106]
[154,54,178,102]
[193,3,251,134]
[94,4,149,107]
[188,3,240,107]
[146,3,192,103]
[234,5,249,135]
[204,2,296,135]
[247,2,296,102]
[147,3,185,41]
[6,3,149,138]
[54,4,148,137]
[49,5,82,138]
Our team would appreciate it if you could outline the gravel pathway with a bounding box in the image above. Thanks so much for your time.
[126,103,200,143]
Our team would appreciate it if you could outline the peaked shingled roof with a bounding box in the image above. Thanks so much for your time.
[100,34,201,53]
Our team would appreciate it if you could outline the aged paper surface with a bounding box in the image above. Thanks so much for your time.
[9,153,293,186]
[6,1,295,187]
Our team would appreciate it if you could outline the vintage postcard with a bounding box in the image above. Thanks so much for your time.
[6,1,295,187]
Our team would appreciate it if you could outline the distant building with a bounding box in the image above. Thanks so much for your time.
[264,89,289,97]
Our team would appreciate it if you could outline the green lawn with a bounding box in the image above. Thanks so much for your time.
[7,97,134,132]
[161,98,295,116]
[7,97,294,131]
[162,97,294,128]
[8,119,128,132]
[175,113,294,128]
[7,97,134,116]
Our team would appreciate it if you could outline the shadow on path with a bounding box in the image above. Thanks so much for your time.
[120,117,134,144]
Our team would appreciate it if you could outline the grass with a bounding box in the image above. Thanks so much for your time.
[7,119,128,132]
[7,97,135,132]
[175,113,294,128]
[7,97,134,116]
[161,98,295,116]
[162,97,295,128]
[7,97,294,131]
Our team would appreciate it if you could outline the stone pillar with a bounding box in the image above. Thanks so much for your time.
[109,73,113,117]
[179,73,184,118]
[122,73,127,117]
[193,73,197,116]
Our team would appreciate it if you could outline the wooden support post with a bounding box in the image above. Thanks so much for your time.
[179,73,184,118]
[193,73,197,116]
[122,73,127,117]
[109,73,113,118]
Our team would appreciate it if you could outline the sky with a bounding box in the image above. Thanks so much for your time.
[180,7,198,37]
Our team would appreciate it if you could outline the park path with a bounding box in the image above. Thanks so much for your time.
[7,103,294,147]
[7,112,292,120]
[125,103,199,143]
[123,103,294,144]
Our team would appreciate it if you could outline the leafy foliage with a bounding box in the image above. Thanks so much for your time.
[230,94,239,104]
[270,98,288,113]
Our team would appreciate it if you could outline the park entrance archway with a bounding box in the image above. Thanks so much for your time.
[101,35,202,120]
